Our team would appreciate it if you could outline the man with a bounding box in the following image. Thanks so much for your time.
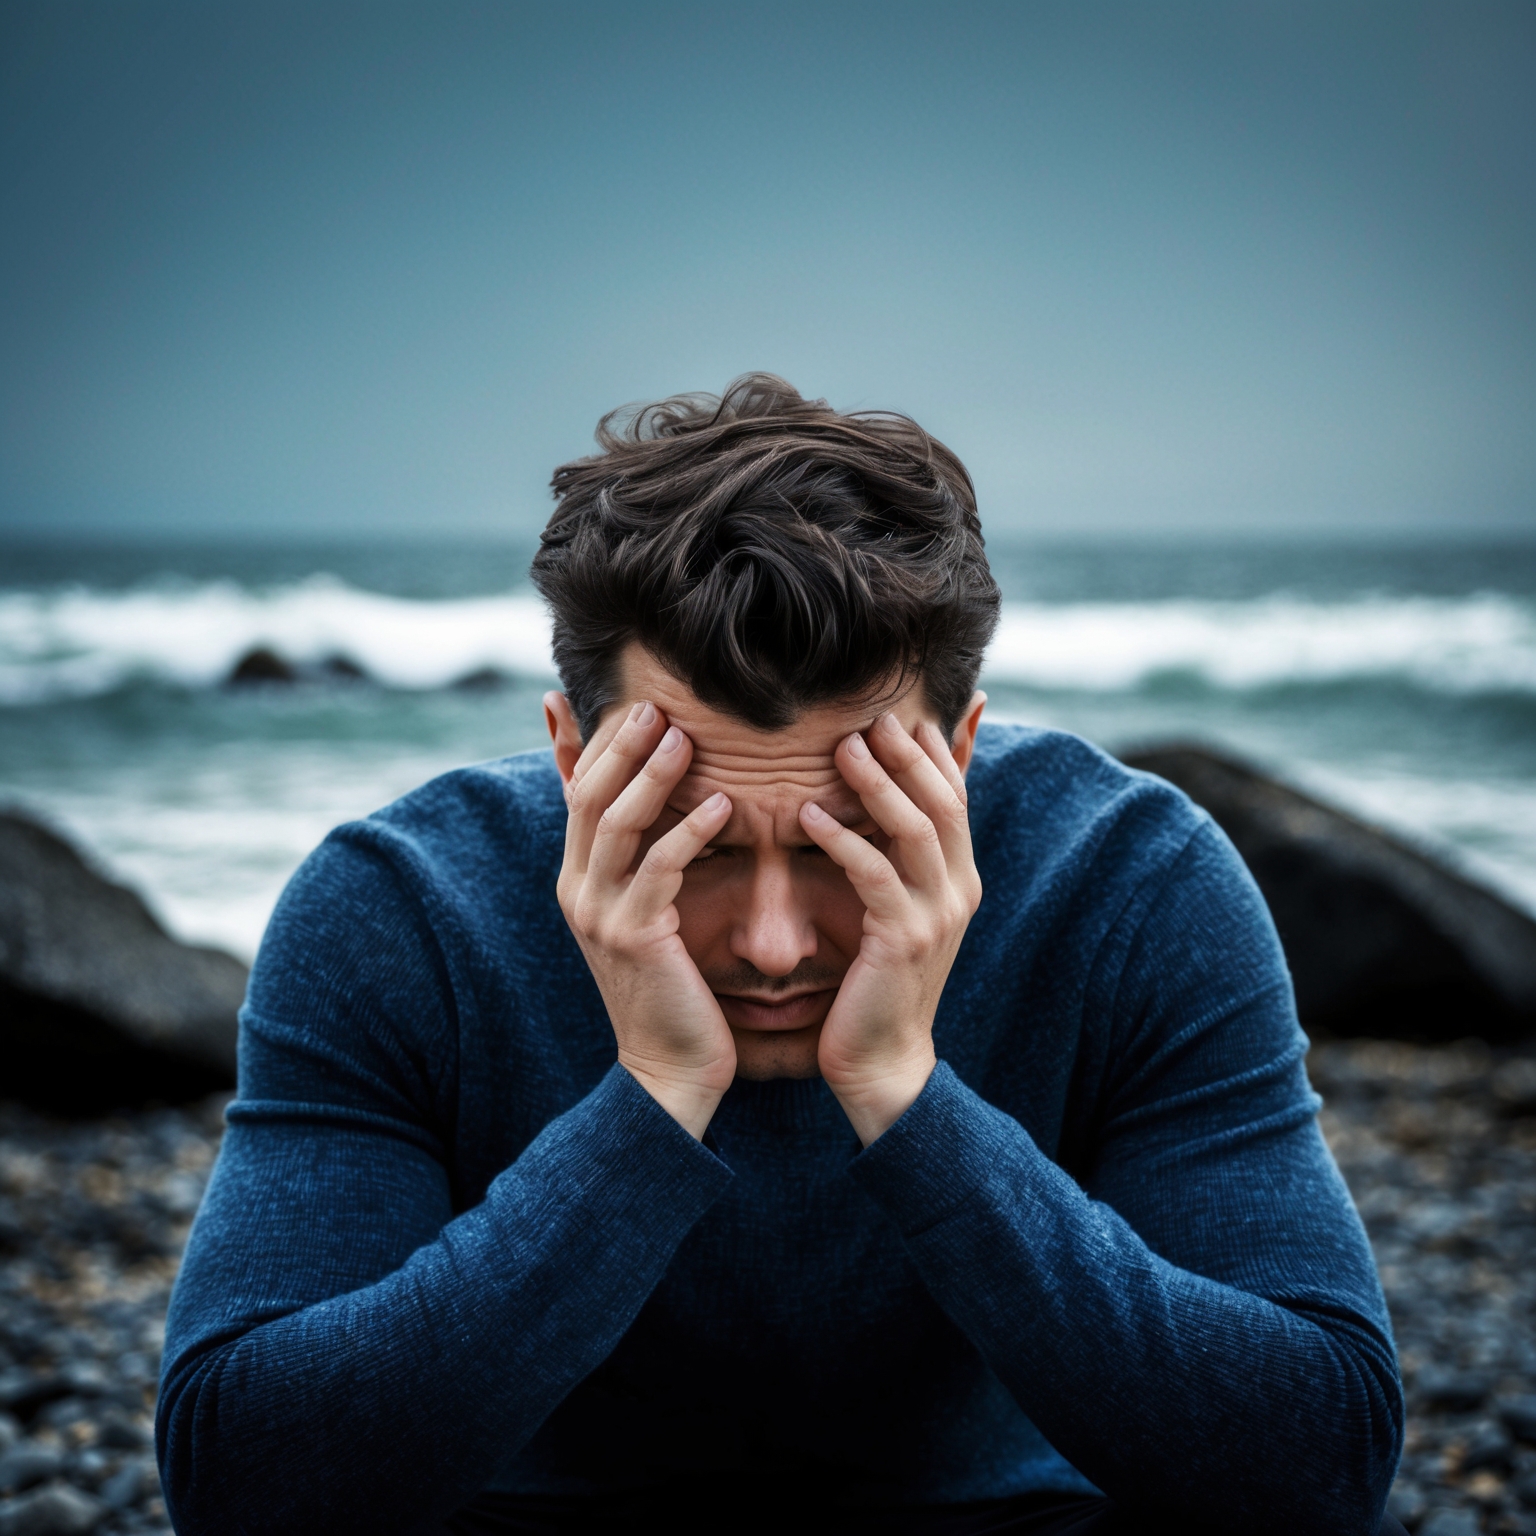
[159,376,1404,1535]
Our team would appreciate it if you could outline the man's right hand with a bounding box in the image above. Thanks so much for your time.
[555,700,736,1139]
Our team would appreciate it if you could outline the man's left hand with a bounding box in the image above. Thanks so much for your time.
[799,712,982,1145]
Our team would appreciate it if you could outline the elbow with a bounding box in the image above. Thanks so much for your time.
[1293,1347,1405,1536]
[157,1352,323,1536]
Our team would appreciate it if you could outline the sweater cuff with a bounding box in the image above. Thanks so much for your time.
[488,1063,734,1253]
[849,1059,1020,1236]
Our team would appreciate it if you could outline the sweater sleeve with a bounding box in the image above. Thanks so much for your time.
[156,829,734,1536]
[849,821,1402,1536]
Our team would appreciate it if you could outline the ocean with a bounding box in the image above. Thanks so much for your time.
[3,532,1534,963]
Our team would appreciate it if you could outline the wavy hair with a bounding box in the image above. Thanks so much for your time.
[531,374,999,739]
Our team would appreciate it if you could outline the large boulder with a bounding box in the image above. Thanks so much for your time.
[0,813,245,1113]
[1120,745,1536,1043]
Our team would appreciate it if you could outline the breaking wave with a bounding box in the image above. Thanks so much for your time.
[2,576,1534,705]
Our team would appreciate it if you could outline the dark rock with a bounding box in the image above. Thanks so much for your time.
[0,1375,69,1421]
[317,653,368,682]
[0,1447,63,1495]
[0,813,245,1113]
[1502,1394,1536,1444]
[1120,744,1536,1041]
[1459,1419,1513,1471]
[451,666,507,691]
[0,1481,106,1535]
[1516,1468,1536,1508]
[1415,1365,1492,1412]
[225,646,296,684]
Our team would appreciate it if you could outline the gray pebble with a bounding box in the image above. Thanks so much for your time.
[99,1459,155,1513]
[0,1449,63,1497]
[1460,1419,1513,1472]
[1386,1480,1426,1527]
[90,1409,147,1453]
[1417,1510,1482,1536]
[0,1482,106,1536]
[0,1425,14,1457]
[1415,1365,1493,1412]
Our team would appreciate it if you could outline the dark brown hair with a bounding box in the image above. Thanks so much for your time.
[531,374,1000,740]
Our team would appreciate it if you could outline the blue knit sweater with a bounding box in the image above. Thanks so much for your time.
[158,725,1402,1535]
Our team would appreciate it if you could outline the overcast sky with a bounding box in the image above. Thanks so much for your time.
[2,2,1532,537]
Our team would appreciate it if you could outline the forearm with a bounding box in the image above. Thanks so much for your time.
[851,1063,1401,1535]
[158,1065,732,1535]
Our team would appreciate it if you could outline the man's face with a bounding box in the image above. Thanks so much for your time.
[551,644,981,1081]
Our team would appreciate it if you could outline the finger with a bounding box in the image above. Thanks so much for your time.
[867,713,972,866]
[834,731,948,888]
[624,791,733,921]
[564,702,668,873]
[913,718,969,801]
[565,708,622,793]
[799,801,912,922]
[586,724,696,888]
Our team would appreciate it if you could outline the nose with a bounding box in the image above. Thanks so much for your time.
[729,855,818,978]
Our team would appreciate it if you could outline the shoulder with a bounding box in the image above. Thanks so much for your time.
[335,747,564,887]
[962,722,1277,975]
[257,748,566,972]
[967,722,1208,890]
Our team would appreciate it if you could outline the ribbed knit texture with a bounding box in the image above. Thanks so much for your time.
[158,725,1402,1535]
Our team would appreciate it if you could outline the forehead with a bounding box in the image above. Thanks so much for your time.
[614,645,930,833]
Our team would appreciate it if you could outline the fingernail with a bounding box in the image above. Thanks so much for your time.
[705,792,728,812]
[636,702,657,729]
[879,712,902,734]
[802,801,827,822]
[659,726,683,752]
[846,732,869,760]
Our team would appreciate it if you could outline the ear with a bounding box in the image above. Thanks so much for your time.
[949,692,986,778]
[544,692,585,786]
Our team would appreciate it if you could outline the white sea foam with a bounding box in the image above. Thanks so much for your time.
[984,592,1536,693]
[2,577,1535,704]
[0,576,557,704]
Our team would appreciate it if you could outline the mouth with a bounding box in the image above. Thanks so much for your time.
[714,987,838,1032]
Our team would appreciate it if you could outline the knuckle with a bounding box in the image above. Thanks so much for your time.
[912,816,940,847]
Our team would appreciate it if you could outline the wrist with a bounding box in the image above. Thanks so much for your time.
[618,1057,727,1141]
[826,1049,937,1147]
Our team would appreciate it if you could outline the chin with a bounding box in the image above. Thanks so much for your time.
[731,1023,823,1081]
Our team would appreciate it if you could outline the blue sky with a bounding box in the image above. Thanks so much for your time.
[2,1,1532,536]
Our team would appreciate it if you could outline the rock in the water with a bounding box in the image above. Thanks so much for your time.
[0,813,244,1112]
[317,653,367,681]
[1120,744,1536,1041]
[451,665,507,692]
[225,645,297,684]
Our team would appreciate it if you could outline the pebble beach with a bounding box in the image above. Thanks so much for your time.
[0,1040,1533,1534]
